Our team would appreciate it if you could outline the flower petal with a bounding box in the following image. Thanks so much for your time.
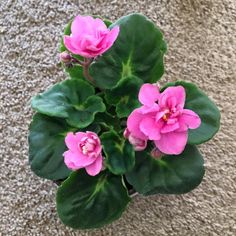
[85,155,103,176]
[71,15,95,36]
[160,86,186,109]
[107,26,120,44]
[127,109,147,140]
[139,103,160,114]
[63,148,96,168]
[64,36,78,54]
[97,26,120,55]
[161,122,180,133]
[64,36,93,57]
[64,150,83,170]
[75,132,87,141]
[65,132,78,151]
[93,18,107,31]
[138,83,160,106]
[181,109,201,129]
[140,117,161,140]
[154,131,188,155]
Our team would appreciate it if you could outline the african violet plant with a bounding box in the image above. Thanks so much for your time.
[28,13,220,229]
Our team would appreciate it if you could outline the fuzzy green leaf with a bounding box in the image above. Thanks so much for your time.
[56,170,130,229]
[28,113,72,180]
[105,76,143,118]
[90,13,167,89]
[101,130,135,175]
[126,145,205,195]
[31,79,106,128]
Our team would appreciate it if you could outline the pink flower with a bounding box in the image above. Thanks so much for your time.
[126,84,201,155]
[63,131,103,176]
[64,15,120,58]
[123,128,147,151]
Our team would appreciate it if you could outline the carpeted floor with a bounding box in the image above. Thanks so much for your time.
[1,0,236,235]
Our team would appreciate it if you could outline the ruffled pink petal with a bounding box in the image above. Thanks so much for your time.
[64,36,78,54]
[93,18,107,32]
[140,117,161,140]
[64,36,93,57]
[65,132,78,151]
[64,150,83,170]
[75,132,87,141]
[161,122,180,133]
[97,26,120,55]
[181,109,201,129]
[86,43,102,52]
[139,103,160,114]
[138,83,160,106]
[106,26,120,45]
[155,111,166,122]
[127,109,147,140]
[85,155,103,176]
[167,96,177,109]
[177,122,188,132]
[71,15,95,36]
[166,118,178,125]
[154,131,188,155]
[159,86,186,109]
[78,153,98,166]
[64,149,96,168]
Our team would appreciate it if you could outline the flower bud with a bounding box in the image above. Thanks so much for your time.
[151,147,164,159]
[123,128,130,139]
[60,51,72,63]
[124,128,147,151]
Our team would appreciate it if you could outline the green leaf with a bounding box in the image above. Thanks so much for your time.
[162,81,221,144]
[28,113,72,180]
[125,145,205,195]
[56,170,131,229]
[64,64,84,80]
[103,19,113,27]
[82,123,101,134]
[105,76,143,118]
[31,79,106,128]
[90,13,167,89]
[101,131,135,175]
[94,111,120,130]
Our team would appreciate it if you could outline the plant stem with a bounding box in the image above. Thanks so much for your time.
[71,57,84,66]
[83,58,95,85]
[70,56,95,86]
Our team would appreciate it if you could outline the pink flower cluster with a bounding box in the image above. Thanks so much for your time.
[64,15,119,58]
[63,132,103,176]
[125,84,201,155]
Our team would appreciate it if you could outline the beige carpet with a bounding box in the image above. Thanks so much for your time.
[1,0,236,235]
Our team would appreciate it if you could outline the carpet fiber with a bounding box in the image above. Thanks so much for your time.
[1,0,236,235]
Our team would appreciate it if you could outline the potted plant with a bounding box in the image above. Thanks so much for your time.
[28,13,220,229]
